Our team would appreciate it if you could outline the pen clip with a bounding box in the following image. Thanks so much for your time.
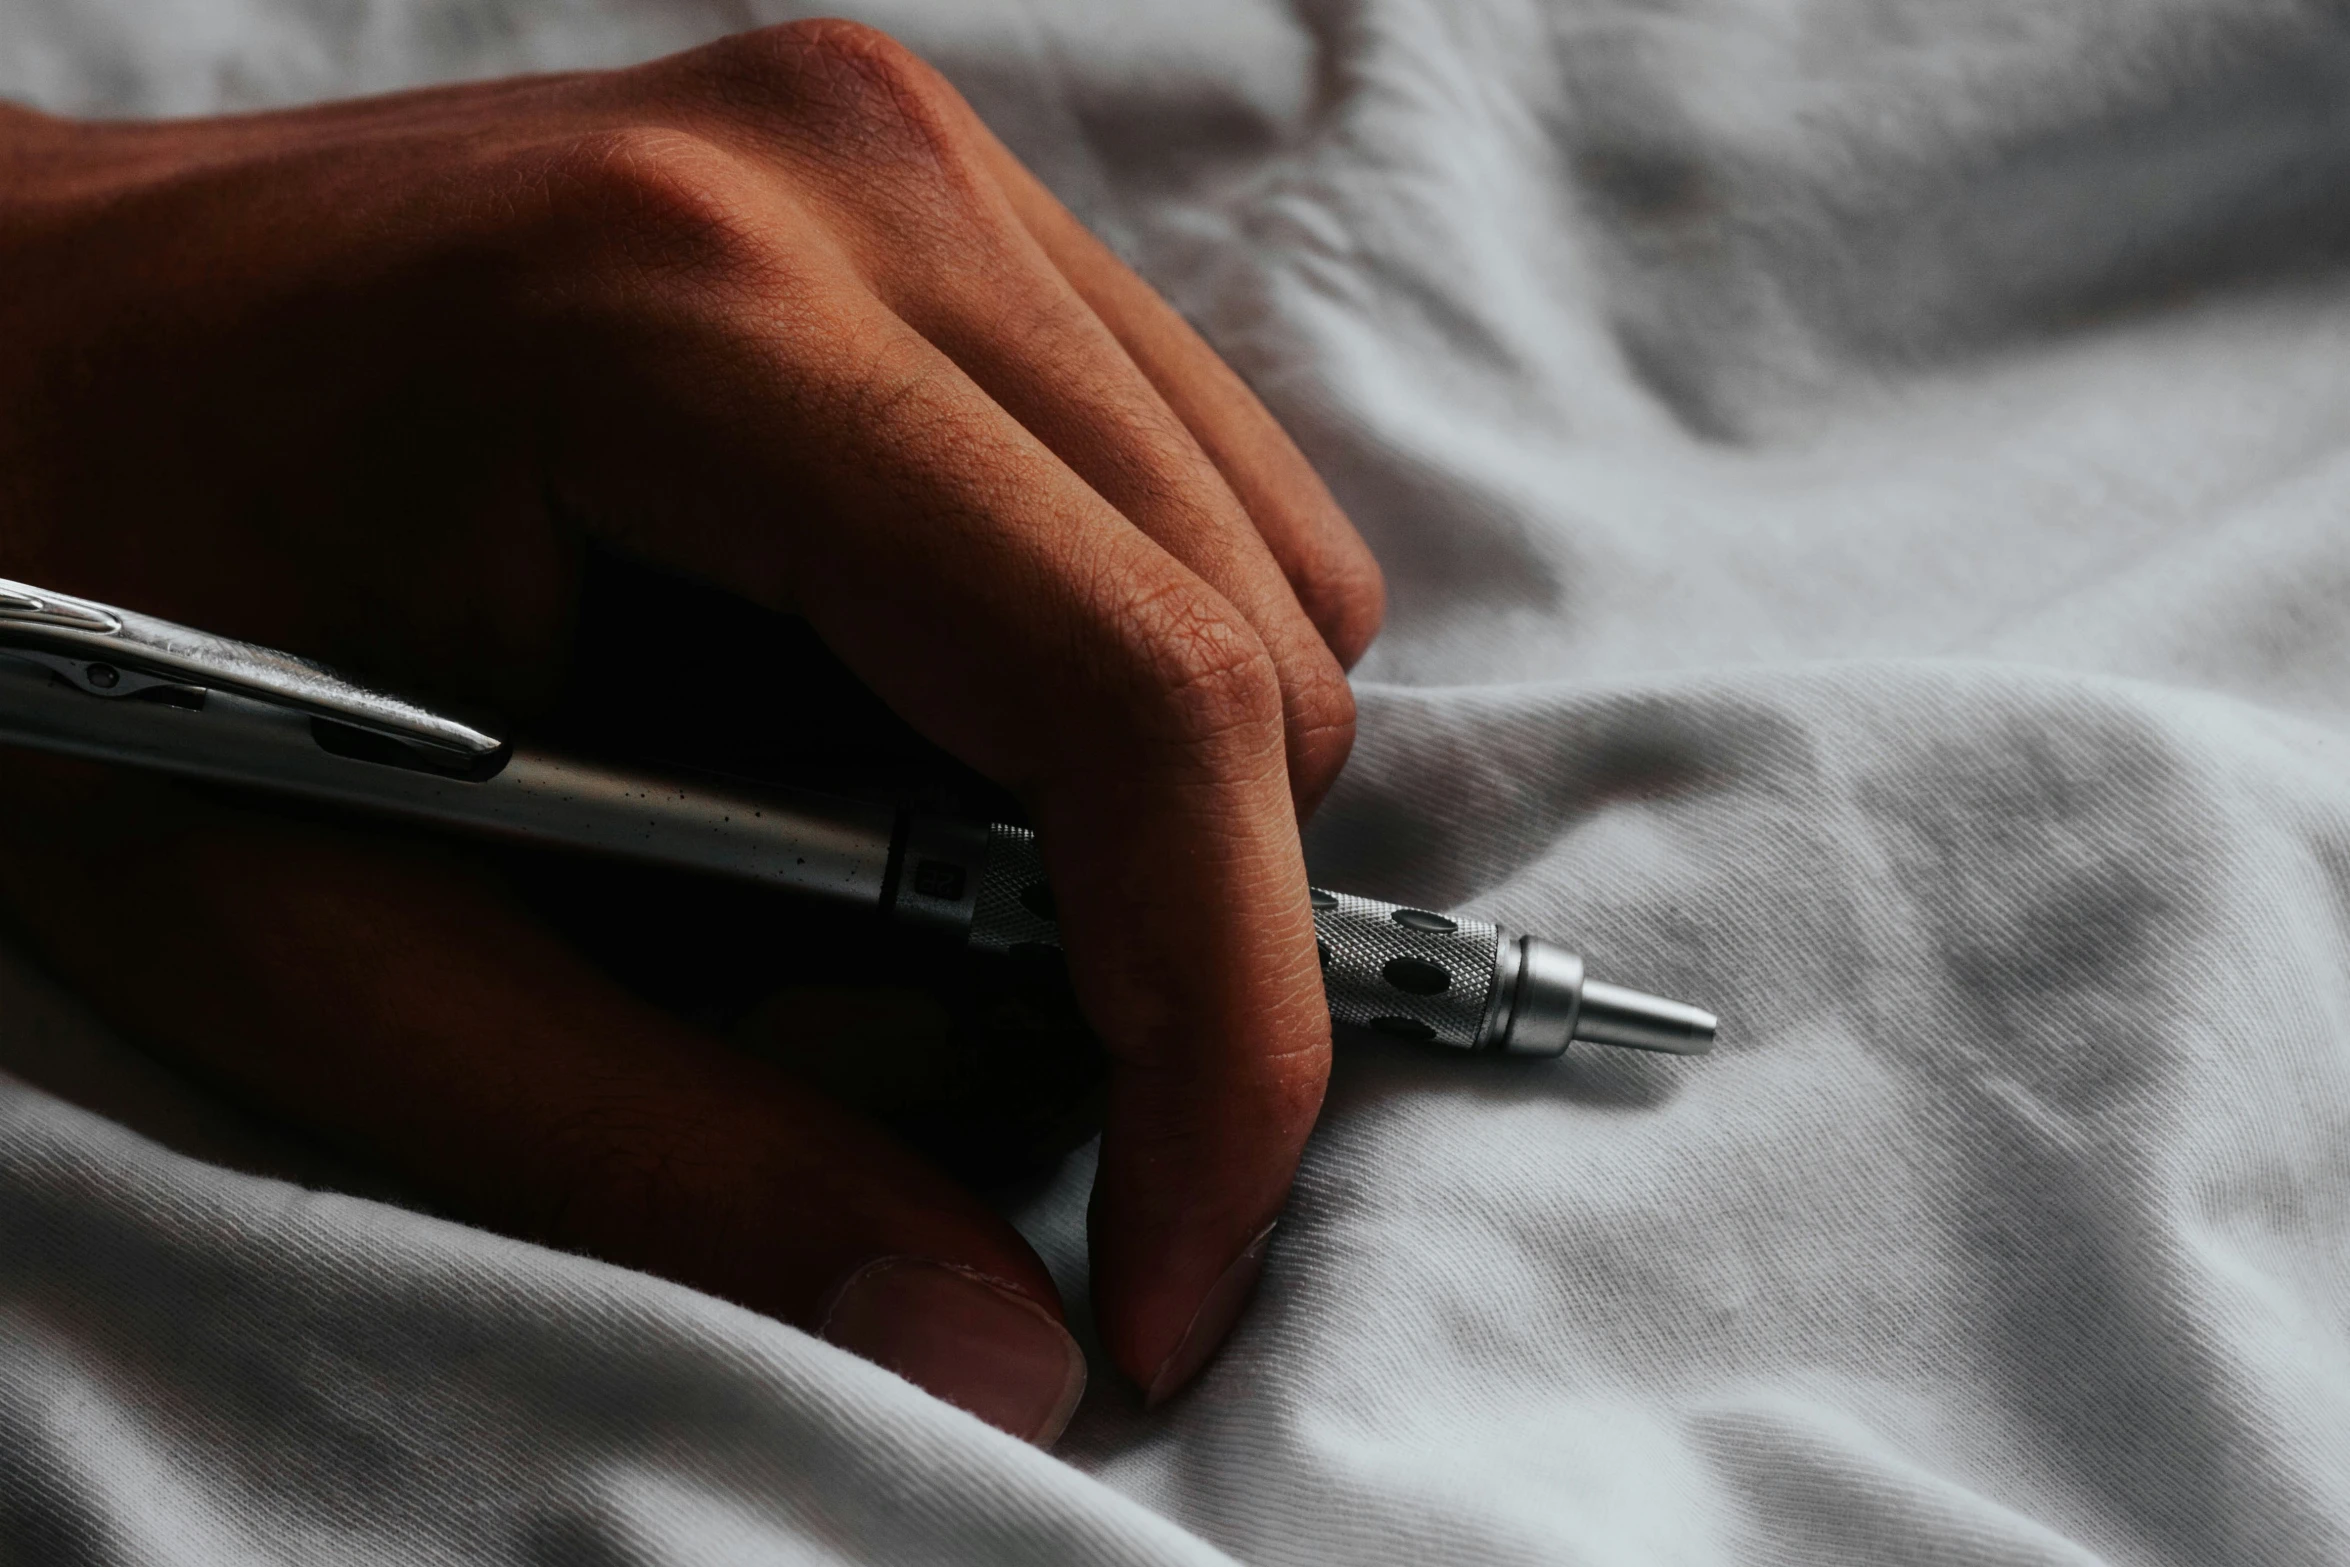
[0,575,505,768]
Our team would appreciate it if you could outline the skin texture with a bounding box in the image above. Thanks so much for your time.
[0,21,1385,1442]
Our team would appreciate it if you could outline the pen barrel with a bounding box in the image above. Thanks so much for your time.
[1,609,1713,1060]
[0,661,901,908]
[0,649,1709,1059]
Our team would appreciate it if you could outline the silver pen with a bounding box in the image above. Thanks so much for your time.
[0,576,1714,1058]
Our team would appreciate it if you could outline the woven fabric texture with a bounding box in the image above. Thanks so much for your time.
[5,2,2350,1562]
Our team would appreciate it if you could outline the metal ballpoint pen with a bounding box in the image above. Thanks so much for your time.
[0,577,1716,1058]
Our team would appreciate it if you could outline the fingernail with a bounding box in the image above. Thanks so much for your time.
[821,1258,1087,1446]
[1144,1220,1278,1410]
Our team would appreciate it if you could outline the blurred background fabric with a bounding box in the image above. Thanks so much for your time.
[7,1,2350,1561]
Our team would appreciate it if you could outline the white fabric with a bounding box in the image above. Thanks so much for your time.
[7,2,2350,1561]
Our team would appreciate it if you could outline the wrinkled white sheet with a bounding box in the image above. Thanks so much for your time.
[7,2,2350,1561]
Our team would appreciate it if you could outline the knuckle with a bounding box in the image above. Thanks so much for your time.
[533,127,769,283]
[708,19,967,176]
[1284,647,1358,781]
[1123,585,1289,753]
[761,17,931,84]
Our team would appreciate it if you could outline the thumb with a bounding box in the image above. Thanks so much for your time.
[0,754,1087,1444]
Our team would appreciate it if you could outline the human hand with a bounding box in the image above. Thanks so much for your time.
[0,20,1382,1444]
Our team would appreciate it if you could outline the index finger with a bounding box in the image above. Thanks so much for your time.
[541,157,1329,1399]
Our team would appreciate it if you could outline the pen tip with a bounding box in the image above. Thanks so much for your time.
[1574,979,1716,1056]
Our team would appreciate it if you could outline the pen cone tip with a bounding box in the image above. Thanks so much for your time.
[1575,980,1716,1056]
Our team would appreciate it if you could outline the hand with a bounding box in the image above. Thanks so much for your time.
[0,21,1383,1444]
